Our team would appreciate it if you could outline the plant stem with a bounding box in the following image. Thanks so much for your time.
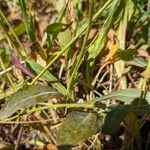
[0,10,26,57]
[0,102,94,124]
[0,57,17,91]
[67,0,94,91]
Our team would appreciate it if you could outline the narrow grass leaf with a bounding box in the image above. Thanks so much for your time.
[87,0,121,66]
[0,85,59,120]
[18,0,36,41]
[27,61,67,96]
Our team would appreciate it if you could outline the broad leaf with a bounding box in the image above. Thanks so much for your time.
[57,29,72,49]
[97,88,150,104]
[45,22,72,49]
[57,111,102,145]
[103,104,150,134]
[0,85,59,120]
[27,61,67,96]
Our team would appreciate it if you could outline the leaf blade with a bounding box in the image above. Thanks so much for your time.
[97,88,150,104]
[57,111,102,145]
[0,85,59,120]
[103,104,150,134]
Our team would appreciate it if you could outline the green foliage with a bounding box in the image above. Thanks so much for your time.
[97,88,150,104]
[103,104,150,134]
[0,85,59,120]
[0,48,11,67]
[0,0,150,149]
[46,22,72,49]
[126,57,147,68]
[57,111,102,145]
[27,61,68,96]
[18,0,36,41]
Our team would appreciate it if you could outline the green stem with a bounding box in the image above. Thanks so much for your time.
[0,10,26,57]
[0,102,94,124]
[28,103,94,113]
[67,0,94,91]
[0,57,17,91]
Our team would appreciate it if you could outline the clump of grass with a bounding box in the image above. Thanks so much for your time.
[0,0,150,149]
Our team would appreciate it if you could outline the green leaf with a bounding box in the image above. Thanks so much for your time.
[18,0,36,41]
[118,49,138,61]
[0,85,59,120]
[57,29,72,49]
[97,88,150,104]
[27,61,67,96]
[126,57,147,68]
[0,48,11,67]
[45,22,72,50]
[45,23,71,34]
[103,104,150,134]
[57,111,102,145]
[0,22,26,42]
[88,0,122,64]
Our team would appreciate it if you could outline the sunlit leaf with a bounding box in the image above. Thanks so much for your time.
[45,23,72,34]
[126,57,147,68]
[0,85,59,120]
[57,111,102,145]
[57,29,72,49]
[105,41,119,62]
[96,88,150,104]
[87,0,121,66]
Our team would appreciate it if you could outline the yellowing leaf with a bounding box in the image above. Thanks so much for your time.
[105,40,119,62]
